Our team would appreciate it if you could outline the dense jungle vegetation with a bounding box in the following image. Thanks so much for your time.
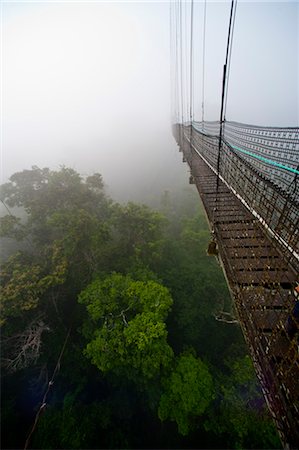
[0,166,281,449]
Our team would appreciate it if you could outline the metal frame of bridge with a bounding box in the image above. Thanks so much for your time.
[174,124,299,449]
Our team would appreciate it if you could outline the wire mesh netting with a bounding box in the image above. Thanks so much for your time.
[194,121,299,194]
[190,122,299,268]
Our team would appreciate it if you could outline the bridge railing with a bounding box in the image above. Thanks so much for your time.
[177,123,299,273]
[219,138,299,272]
[193,121,299,195]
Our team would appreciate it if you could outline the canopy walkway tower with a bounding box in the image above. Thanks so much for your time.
[174,122,299,448]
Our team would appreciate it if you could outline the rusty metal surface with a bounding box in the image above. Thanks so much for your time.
[175,124,299,449]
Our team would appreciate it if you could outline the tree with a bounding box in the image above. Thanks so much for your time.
[79,273,174,380]
[108,202,166,272]
[158,351,215,435]
[0,244,67,325]
[0,166,110,247]
[0,166,110,285]
[204,355,281,448]
[1,317,50,373]
[0,167,110,374]
[1,166,278,450]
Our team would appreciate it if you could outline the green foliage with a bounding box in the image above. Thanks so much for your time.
[158,352,215,435]
[205,355,281,448]
[156,207,232,357]
[0,166,110,370]
[0,215,26,240]
[0,166,109,240]
[0,253,42,323]
[33,396,113,449]
[85,173,104,192]
[0,244,67,324]
[109,202,166,271]
[1,167,282,449]
[79,273,174,380]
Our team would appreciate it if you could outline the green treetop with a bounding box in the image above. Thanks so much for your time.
[79,273,174,380]
[158,351,215,435]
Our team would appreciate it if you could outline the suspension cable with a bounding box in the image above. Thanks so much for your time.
[169,1,174,122]
[223,0,237,133]
[189,0,194,171]
[172,1,181,125]
[179,0,184,125]
[213,0,237,230]
[201,0,207,130]
[189,0,194,126]
[216,0,237,183]
[184,1,189,123]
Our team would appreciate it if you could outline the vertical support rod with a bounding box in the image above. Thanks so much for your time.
[216,0,235,187]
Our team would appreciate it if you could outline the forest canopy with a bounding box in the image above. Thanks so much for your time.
[0,166,281,449]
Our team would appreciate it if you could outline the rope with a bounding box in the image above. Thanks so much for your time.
[24,326,72,450]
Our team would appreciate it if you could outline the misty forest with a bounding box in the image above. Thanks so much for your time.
[0,165,281,449]
[2,0,298,447]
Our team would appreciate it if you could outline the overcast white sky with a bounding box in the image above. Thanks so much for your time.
[2,1,181,199]
[206,0,299,124]
[173,1,298,125]
[1,0,298,199]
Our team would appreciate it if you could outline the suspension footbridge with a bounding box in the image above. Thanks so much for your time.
[171,2,299,448]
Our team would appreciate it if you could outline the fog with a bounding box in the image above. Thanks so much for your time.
[1,1,298,202]
[2,1,185,202]
[189,0,298,125]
